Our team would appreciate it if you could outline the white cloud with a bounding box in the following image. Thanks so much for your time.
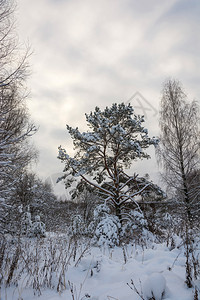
[17,0,200,195]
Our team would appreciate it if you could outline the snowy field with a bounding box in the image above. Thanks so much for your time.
[1,234,198,300]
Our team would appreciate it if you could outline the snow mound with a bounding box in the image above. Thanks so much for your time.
[143,273,166,300]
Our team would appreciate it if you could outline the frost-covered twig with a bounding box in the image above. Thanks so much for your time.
[127,279,145,300]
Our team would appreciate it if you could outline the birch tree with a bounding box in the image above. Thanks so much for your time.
[158,79,200,226]
[158,79,200,288]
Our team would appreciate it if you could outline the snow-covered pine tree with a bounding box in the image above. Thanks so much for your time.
[30,215,46,238]
[58,103,158,222]
[21,211,32,236]
[92,204,121,247]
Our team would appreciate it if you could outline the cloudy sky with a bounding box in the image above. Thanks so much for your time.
[17,0,200,197]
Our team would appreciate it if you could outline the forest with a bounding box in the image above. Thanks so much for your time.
[0,1,200,299]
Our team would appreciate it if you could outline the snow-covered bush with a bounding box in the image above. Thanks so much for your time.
[70,214,87,238]
[94,214,121,248]
[21,212,46,238]
[88,204,110,237]
[90,203,121,247]
[120,210,148,243]
[93,203,111,218]
[130,210,148,228]
[29,215,46,238]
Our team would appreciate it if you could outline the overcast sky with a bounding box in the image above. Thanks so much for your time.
[17,0,200,197]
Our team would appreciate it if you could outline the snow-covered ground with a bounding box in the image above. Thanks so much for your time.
[1,235,197,300]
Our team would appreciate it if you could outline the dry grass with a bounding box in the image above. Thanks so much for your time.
[0,233,90,297]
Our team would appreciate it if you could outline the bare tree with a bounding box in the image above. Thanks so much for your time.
[6,170,57,234]
[157,79,200,288]
[158,79,200,226]
[0,0,37,233]
[0,56,37,202]
[0,0,30,87]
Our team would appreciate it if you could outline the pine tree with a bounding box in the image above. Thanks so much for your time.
[58,103,158,222]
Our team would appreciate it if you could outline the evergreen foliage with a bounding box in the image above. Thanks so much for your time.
[58,103,159,221]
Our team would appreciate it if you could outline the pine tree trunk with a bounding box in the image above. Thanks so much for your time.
[115,205,122,223]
